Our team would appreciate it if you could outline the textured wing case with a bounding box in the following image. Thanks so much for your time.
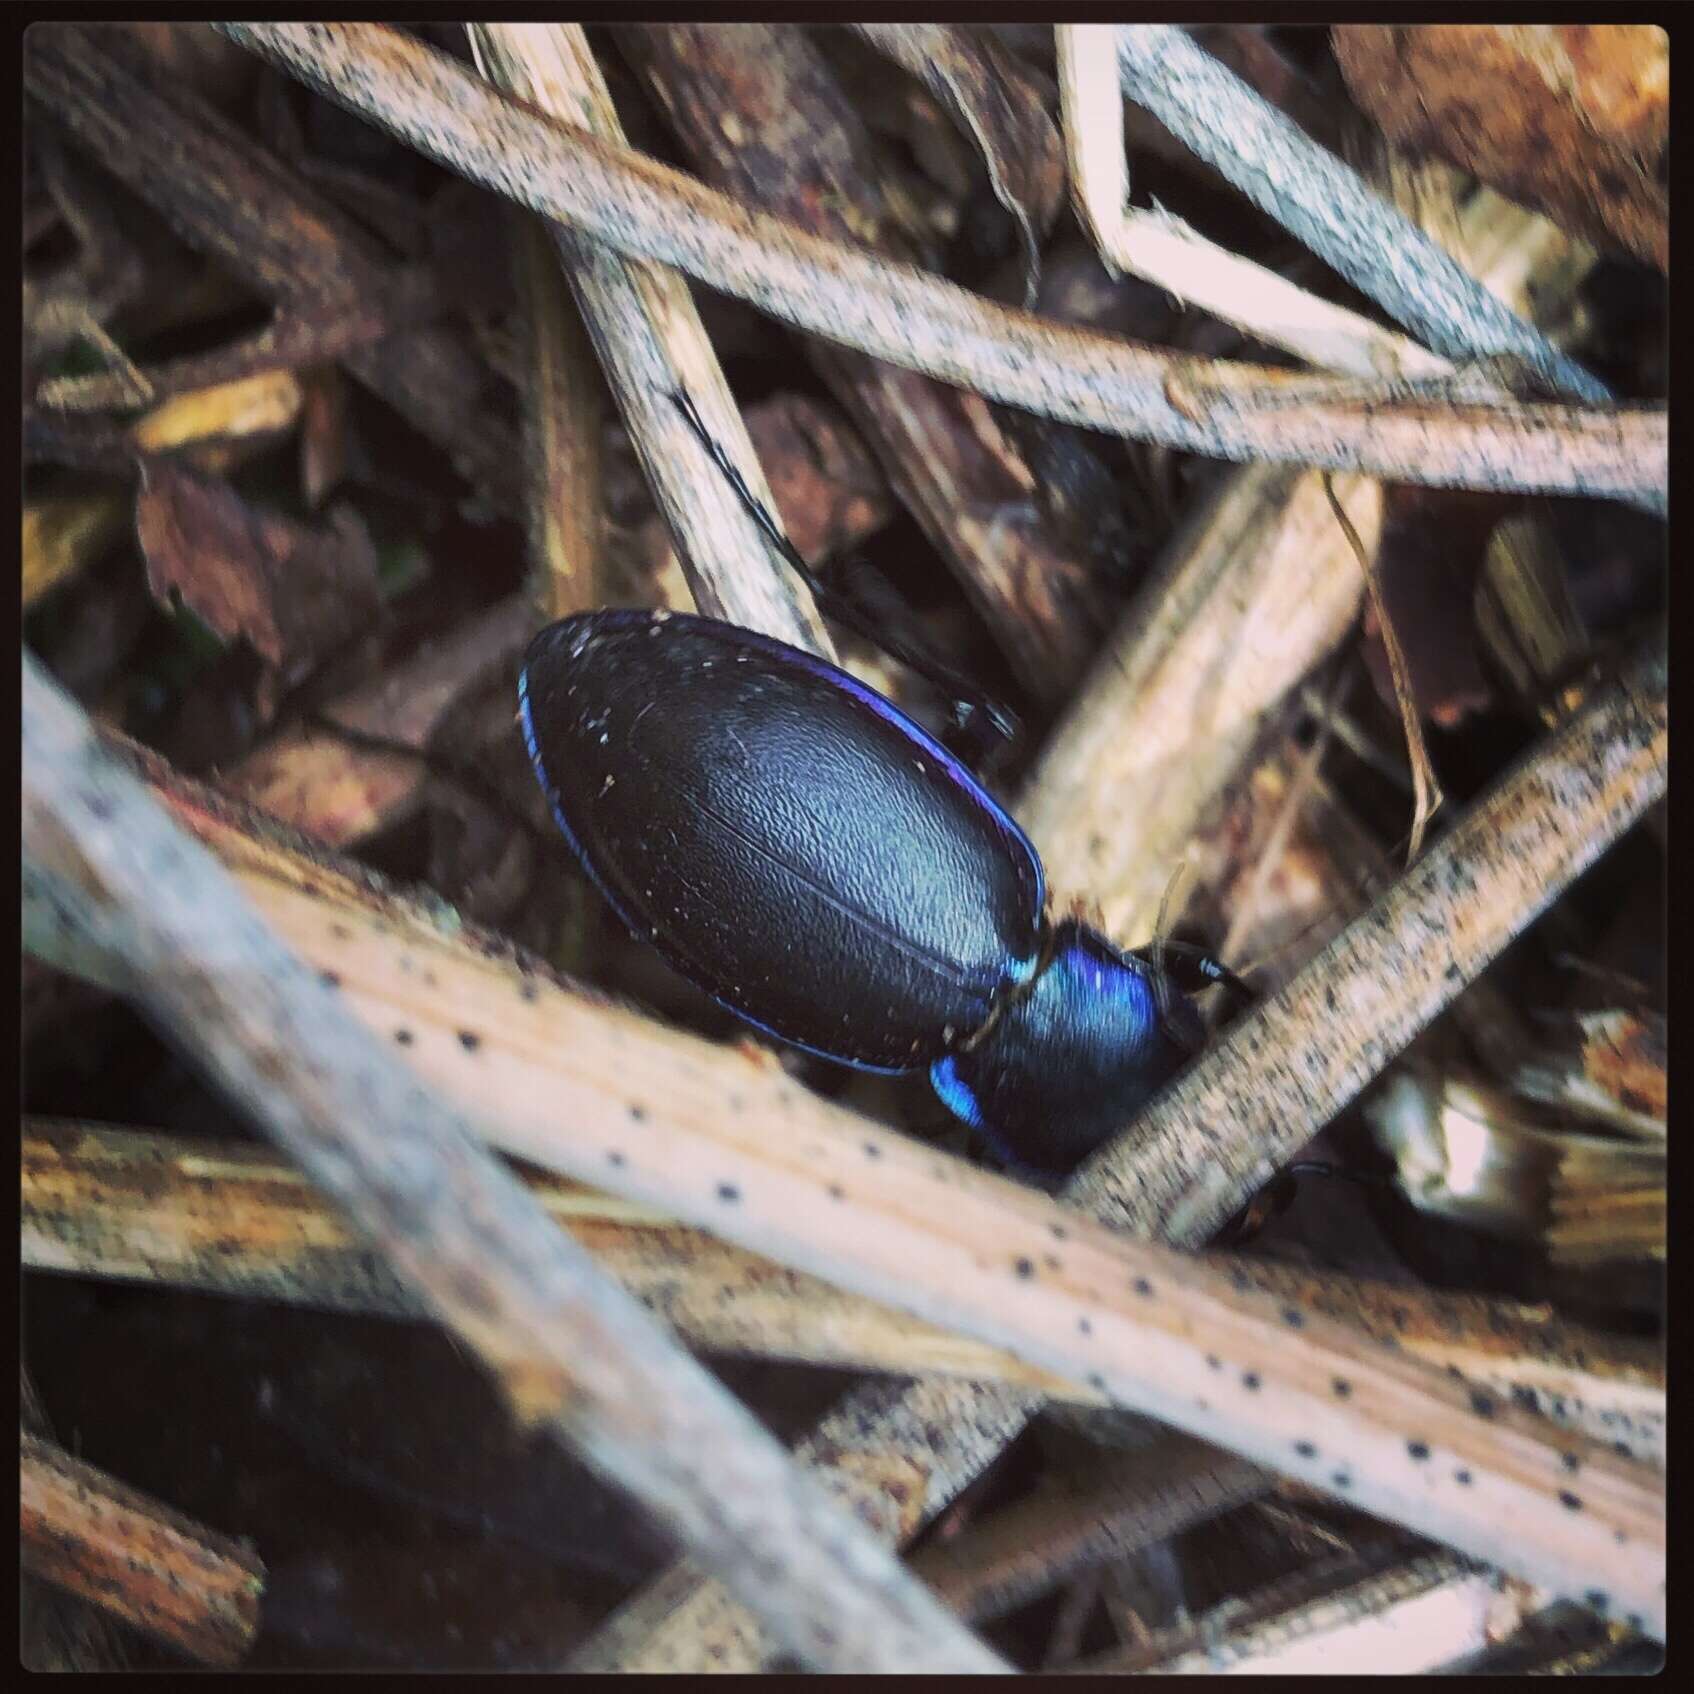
[520,611,1044,1070]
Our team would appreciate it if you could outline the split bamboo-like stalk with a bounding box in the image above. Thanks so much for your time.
[1113,25,1605,402]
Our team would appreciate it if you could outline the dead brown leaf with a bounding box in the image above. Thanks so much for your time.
[1334,25,1668,273]
[855,24,1065,307]
[134,461,381,683]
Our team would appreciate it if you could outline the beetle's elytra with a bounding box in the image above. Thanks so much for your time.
[520,607,1207,1177]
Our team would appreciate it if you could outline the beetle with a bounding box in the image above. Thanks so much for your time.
[518,605,1243,1179]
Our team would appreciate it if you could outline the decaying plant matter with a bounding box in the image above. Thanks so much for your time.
[24,22,1663,1671]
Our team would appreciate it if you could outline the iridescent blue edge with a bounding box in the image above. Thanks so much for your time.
[928,1054,984,1128]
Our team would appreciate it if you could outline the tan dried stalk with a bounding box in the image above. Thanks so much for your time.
[466,24,829,651]
[1059,25,1454,382]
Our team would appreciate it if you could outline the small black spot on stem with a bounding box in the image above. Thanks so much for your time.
[458,1030,481,1052]
[1561,1451,1581,1472]
[863,1141,882,1159]
[1454,1469,1472,1486]
[827,1183,845,1201]
[1014,1257,1035,1279]
[716,1182,740,1203]
[1133,1277,1154,1297]
[629,1105,647,1122]
[1469,1391,1496,1417]
[1281,1306,1304,1328]
[319,970,340,989]
[1294,1440,1316,1458]
[1077,1317,1093,1337]
[1407,1440,1431,1461]
[1559,1490,1583,1511]
[607,1150,626,1168]
[1332,1377,1352,1398]
[1242,1371,1261,1392]
[393,1028,415,1046]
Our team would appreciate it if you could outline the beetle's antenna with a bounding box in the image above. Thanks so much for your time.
[1150,863,1188,978]
[672,390,1020,756]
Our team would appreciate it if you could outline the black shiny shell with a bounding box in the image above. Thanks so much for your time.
[519,610,1045,1071]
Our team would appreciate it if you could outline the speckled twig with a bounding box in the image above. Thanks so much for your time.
[214,23,1664,506]
[21,1431,265,1666]
[20,654,1006,1676]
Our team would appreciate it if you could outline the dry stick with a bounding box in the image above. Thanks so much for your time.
[1113,25,1608,405]
[466,24,829,652]
[25,24,526,518]
[615,21,1103,700]
[1071,639,1665,1238]
[24,712,1669,1639]
[577,642,1666,1671]
[20,1430,265,1667]
[508,217,606,623]
[1323,473,1444,861]
[35,294,398,414]
[910,1432,1271,1624]
[21,1120,1662,1468]
[19,656,1007,1677]
[1073,1546,1496,1676]
[215,23,1664,507]
[1059,25,1454,383]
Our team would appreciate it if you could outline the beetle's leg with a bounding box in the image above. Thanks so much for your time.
[1138,939,1256,1006]
[671,390,1020,763]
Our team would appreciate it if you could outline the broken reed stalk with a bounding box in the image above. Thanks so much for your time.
[215,23,1664,507]
[1113,25,1607,404]
[466,24,830,653]
[1059,25,1453,383]
[1022,464,1379,946]
[20,1431,265,1667]
[22,1120,1663,1466]
[19,655,1008,1677]
[23,682,1668,1640]
[575,641,1666,1671]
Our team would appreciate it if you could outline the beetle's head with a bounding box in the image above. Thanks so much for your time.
[930,919,1204,1180]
